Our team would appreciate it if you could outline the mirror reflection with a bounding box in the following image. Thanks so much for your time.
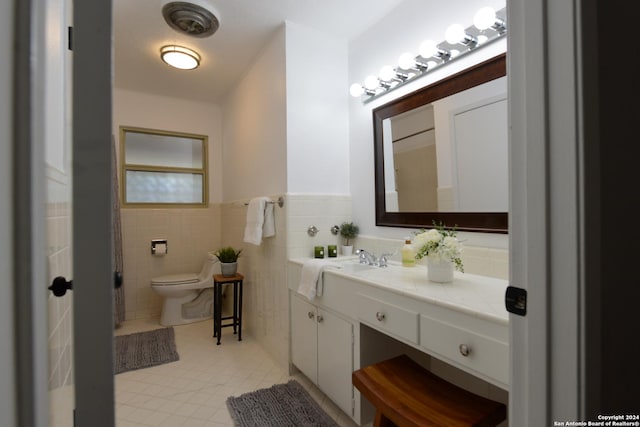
[374,54,507,232]
[383,78,507,213]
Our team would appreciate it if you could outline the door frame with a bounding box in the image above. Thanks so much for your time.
[509,0,639,422]
[72,0,115,424]
[1,0,17,424]
[509,0,583,423]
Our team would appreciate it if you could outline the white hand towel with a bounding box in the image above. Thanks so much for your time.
[243,197,271,245]
[262,201,275,238]
[297,259,341,301]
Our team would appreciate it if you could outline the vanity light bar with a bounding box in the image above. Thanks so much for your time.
[350,7,507,103]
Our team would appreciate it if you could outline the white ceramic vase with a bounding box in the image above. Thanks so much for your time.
[427,257,454,283]
[220,262,238,277]
[341,245,353,256]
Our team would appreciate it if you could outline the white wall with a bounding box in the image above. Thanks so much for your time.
[222,26,287,202]
[219,21,351,368]
[285,21,350,194]
[349,0,508,249]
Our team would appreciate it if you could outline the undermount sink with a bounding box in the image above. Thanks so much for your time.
[331,257,403,275]
[336,260,377,273]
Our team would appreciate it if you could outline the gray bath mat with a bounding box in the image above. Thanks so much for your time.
[114,327,179,374]
[226,380,339,427]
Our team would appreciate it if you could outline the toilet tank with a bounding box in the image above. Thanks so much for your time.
[197,252,220,281]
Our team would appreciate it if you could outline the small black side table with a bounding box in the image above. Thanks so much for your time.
[212,273,244,345]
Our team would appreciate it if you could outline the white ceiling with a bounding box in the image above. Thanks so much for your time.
[114,0,405,103]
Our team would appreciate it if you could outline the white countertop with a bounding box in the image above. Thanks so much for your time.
[290,257,509,325]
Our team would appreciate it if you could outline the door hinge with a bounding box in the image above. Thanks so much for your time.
[68,26,73,51]
[505,286,527,316]
[351,398,355,416]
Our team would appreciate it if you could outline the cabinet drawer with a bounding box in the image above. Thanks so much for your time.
[420,314,509,386]
[357,294,419,344]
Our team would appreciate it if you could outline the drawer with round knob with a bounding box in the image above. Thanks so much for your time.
[419,313,508,387]
[357,294,419,344]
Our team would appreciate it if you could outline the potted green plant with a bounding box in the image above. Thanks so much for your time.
[339,222,359,256]
[213,246,242,277]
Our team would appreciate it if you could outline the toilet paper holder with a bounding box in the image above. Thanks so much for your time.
[151,239,168,255]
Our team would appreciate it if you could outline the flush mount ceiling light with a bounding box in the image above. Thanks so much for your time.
[160,45,201,70]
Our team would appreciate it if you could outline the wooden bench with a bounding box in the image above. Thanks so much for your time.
[352,354,507,427]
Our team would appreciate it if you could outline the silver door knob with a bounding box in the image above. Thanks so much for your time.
[375,312,386,322]
[459,344,471,357]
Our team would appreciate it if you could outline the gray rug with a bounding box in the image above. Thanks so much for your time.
[114,327,179,374]
[226,380,339,427]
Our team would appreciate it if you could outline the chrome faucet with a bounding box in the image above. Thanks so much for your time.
[377,252,394,268]
[356,249,377,266]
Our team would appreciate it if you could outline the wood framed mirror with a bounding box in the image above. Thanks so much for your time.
[374,53,507,233]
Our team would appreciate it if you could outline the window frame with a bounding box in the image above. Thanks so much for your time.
[120,126,209,208]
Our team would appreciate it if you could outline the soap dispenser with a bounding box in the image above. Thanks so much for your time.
[401,237,416,267]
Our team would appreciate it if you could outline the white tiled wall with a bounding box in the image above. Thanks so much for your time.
[217,193,353,370]
[287,194,353,258]
[46,168,73,390]
[219,195,289,368]
[120,206,221,320]
[357,235,509,280]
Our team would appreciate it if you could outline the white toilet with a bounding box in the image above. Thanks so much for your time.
[151,252,221,326]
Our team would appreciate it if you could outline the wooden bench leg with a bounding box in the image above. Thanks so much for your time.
[375,411,397,427]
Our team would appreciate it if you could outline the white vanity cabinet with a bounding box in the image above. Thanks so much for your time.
[288,258,509,424]
[290,293,354,418]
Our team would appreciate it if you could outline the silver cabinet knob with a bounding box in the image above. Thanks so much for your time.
[317,315,324,323]
[459,344,471,357]
[375,312,386,322]
[308,311,315,319]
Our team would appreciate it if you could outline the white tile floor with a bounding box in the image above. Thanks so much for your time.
[114,318,359,427]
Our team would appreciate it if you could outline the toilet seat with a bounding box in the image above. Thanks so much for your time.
[150,254,220,326]
[151,273,199,286]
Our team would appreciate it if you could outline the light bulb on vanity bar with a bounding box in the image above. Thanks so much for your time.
[364,75,380,91]
[473,7,506,32]
[445,24,477,47]
[349,83,365,97]
[379,65,396,82]
[419,39,450,62]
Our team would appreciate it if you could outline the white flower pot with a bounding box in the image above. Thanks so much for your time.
[341,245,353,256]
[220,262,238,277]
[427,257,454,283]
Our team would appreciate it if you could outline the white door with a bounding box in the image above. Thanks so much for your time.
[290,294,318,381]
[317,309,353,417]
[11,0,115,425]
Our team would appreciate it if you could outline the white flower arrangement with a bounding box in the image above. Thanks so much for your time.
[414,223,464,272]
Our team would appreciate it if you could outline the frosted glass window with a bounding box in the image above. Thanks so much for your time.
[126,171,203,203]
[121,126,208,206]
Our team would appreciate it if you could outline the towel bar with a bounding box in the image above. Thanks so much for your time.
[243,196,284,208]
